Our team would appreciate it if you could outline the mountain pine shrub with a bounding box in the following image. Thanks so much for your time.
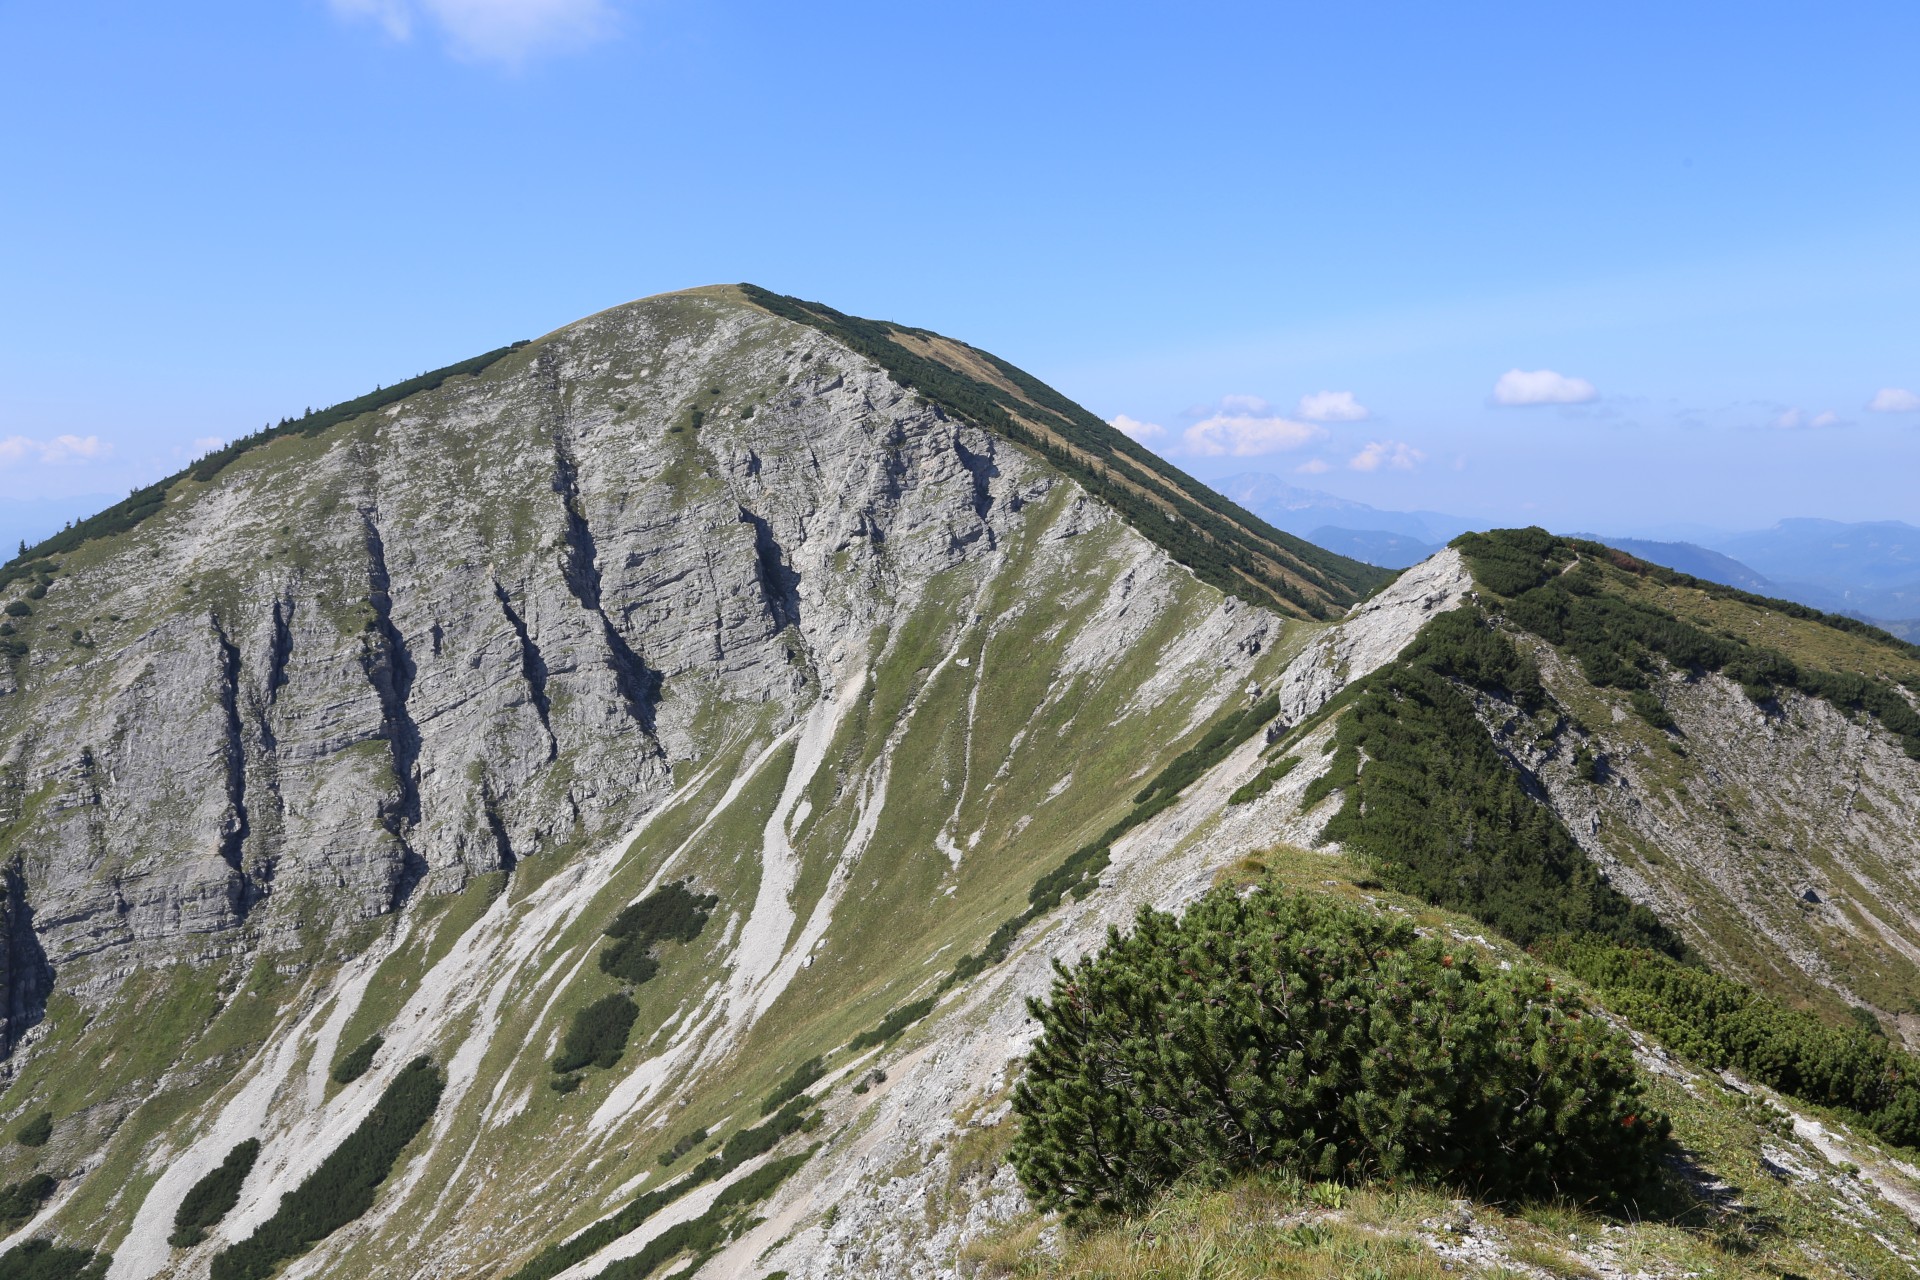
[1010,886,1668,1219]
[169,1138,260,1247]
[211,1057,443,1280]
[599,881,717,985]
[759,1057,826,1115]
[330,1034,382,1085]
[552,994,640,1074]
[0,1175,55,1233]
[1315,639,1680,955]
[15,1113,50,1149]
[1549,940,1920,1150]
[0,1240,108,1279]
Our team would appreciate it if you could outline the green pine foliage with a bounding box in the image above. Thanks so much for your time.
[1313,613,1681,954]
[0,1241,109,1280]
[0,1175,55,1234]
[759,1058,826,1116]
[1011,886,1669,1220]
[846,996,938,1053]
[1228,755,1301,805]
[506,1099,817,1280]
[1548,941,1920,1150]
[552,995,640,1075]
[599,882,718,986]
[657,1128,708,1167]
[587,1152,811,1280]
[168,1138,260,1247]
[330,1034,383,1086]
[210,1058,444,1280]
[15,1113,51,1149]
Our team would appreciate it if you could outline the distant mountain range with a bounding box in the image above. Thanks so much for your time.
[1216,473,1920,638]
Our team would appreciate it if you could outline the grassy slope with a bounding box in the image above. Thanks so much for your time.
[1442,532,1920,1029]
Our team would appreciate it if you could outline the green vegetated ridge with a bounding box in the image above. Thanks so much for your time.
[1456,527,1920,756]
[1303,606,1682,954]
[738,285,1391,618]
[0,340,528,592]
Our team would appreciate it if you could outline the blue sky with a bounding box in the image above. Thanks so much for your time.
[3,1,1917,544]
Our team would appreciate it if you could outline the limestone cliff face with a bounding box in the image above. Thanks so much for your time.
[0,291,1059,1011]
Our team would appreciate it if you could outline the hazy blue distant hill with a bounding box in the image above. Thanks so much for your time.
[1708,519,1920,620]
[1573,535,1776,594]
[1307,525,1442,569]
[1213,473,1470,545]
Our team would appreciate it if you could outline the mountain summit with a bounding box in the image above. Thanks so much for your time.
[1,291,1917,1280]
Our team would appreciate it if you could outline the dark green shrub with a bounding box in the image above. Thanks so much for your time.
[3,603,30,619]
[658,1127,707,1166]
[1549,941,1920,1150]
[211,1058,443,1280]
[760,1057,826,1115]
[1012,887,1668,1219]
[1850,1006,1888,1038]
[0,1175,55,1233]
[169,1138,260,1247]
[507,1098,815,1280]
[0,1240,108,1279]
[599,882,718,986]
[1229,755,1301,805]
[1316,655,1680,955]
[550,1074,583,1094]
[553,994,639,1074]
[847,997,937,1053]
[330,1034,383,1085]
[591,1152,810,1280]
[15,1113,51,1148]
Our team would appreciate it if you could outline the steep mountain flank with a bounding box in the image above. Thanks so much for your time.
[4,286,1920,1280]
[0,286,1382,1278]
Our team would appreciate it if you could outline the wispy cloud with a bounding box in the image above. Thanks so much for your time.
[1348,440,1424,472]
[0,434,111,465]
[1772,407,1844,430]
[1492,368,1597,406]
[1296,390,1369,423]
[1180,397,1327,457]
[1294,458,1331,475]
[330,0,618,64]
[1108,413,1166,442]
[1868,387,1920,413]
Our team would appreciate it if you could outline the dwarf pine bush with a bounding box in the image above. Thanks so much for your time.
[1011,886,1668,1219]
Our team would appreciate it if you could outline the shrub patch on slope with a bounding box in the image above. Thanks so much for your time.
[1312,609,1681,955]
[1012,886,1669,1219]
[170,1138,260,1247]
[211,1057,444,1280]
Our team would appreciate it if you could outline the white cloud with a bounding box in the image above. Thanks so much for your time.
[1181,399,1327,457]
[1294,459,1331,475]
[1108,414,1166,442]
[1771,407,1843,430]
[0,434,110,466]
[1869,387,1920,413]
[1348,440,1424,472]
[1492,368,1598,406]
[1296,390,1369,423]
[330,0,617,63]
